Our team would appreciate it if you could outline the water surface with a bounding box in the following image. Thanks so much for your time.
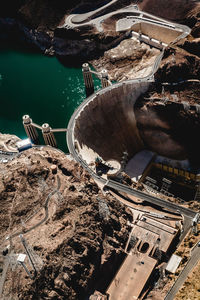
[0,47,100,151]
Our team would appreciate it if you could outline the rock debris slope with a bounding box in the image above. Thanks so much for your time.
[0,147,132,299]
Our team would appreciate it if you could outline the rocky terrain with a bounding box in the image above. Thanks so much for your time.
[91,38,160,81]
[0,146,132,299]
[0,0,199,61]
[175,261,200,300]
[0,1,200,299]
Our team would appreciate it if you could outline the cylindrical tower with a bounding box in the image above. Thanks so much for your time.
[23,115,39,144]
[101,69,110,88]
[42,123,57,148]
[82,63,94,97]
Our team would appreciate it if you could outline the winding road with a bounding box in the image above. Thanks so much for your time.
[61,0,190,44]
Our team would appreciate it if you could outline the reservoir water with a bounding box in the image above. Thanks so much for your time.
[0,46,100,152]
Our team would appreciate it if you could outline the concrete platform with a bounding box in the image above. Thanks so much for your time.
[125,150,154,182]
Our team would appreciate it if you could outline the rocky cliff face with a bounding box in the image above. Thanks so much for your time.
[1,0,199,61]
[134,80,200,165]
[0,146,132,299]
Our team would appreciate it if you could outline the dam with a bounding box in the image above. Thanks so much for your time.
[66,69,200,299]
[1,0,200,299]
[13,2,199,299]
[67,77,200,202]
[65,3,199,206]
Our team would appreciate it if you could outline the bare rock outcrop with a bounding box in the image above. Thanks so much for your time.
[91,38,160,81]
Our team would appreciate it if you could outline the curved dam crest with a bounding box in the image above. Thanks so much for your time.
[74,81,149,161]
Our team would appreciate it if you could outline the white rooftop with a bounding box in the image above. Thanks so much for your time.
[166,254,182,273]
[125,150,154,182]
[17,253,27,263]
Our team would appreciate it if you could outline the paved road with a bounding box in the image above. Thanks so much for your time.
[62,0,190,43]
[165,244,200,300]
[106,181,197,219]
[71,0,118,24]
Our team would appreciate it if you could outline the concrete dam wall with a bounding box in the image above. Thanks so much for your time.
[72,81,200,166]
[74,82,150,162]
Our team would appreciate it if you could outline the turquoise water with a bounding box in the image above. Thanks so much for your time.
[0,47,101,151]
